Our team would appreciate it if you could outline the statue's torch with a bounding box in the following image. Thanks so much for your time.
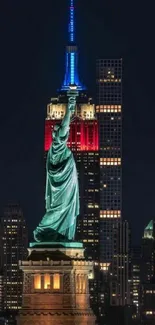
[67,84,79,113]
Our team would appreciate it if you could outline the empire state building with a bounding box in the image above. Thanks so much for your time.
[44,0,100,265]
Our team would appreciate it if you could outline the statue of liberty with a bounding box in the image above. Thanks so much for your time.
[33,90,79,242]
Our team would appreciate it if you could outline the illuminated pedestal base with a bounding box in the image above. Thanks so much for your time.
[17,242,96,325]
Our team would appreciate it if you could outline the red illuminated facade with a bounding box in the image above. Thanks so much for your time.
[44,118,99,152]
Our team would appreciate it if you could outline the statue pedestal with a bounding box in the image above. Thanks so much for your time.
[17,242,96,325]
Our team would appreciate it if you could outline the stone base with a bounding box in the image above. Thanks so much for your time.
[28,242,84,259]
[17,244,96,325]
[29,241,83,248]
[17,311,96,325]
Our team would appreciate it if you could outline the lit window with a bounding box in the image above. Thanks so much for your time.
[100,210,121,219]
[100,158,121,166]
[44,274,50,289]
[96,105,122,113]
[100,263,110,272]
[53,274,60,290]
[34,274,41,289]
[146,311,153,315]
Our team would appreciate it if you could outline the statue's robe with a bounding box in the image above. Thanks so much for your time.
[33,125,79,242]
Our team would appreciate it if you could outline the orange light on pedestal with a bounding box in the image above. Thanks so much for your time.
[79,275,82,292]
[82,275,86,293]
[34,274,41,289]
[53,273,60,289]
[44,274,50,289]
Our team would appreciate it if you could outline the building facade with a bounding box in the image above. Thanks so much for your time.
[140,220,155,324]
[110,221,131,306]
[130,246,141,319]
[141,281,155,324]
[96,59,122,323]
[17,245,96,325]
[141,220,155,284]
[0,204,27,311]
[96,58,122,264]
[0,273,3,312]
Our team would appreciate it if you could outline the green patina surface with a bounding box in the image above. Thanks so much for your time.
[145,220,153,231]
[33,90,80,243]
[29,241,83,248]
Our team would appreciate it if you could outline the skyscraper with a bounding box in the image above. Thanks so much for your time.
[141,281,155,324]
[0,204,27,312]
[0,273,3,312]
[141,220,155,283]
[110,220,131,306]
[95,59,122,323]
[44,1,100,318]
[44,0,100,263]
[140,220,155,324]
[130,246,141,319]
[96,58,122,264]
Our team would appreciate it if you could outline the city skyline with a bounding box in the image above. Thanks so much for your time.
[0,0,155,244]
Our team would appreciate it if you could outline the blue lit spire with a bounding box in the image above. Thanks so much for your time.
[69,0,75,43]
[61,0,85,91]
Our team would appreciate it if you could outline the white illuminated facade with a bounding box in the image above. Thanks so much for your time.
[46,97,95,120]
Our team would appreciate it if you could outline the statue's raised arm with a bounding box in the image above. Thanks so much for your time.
[59,96,76,137]
[33,89,79,243]
[52,95,76,144]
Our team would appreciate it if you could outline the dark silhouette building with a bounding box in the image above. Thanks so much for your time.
[141,220,154,283]
[141,220,155,324]
[110,221,131,306]
[95,59,122,323]
[0,204,27,312]
[130,246,141,319]
[96,58,122,264]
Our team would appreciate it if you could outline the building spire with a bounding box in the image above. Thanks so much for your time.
[61,0,85,91]
[68,0,75,43]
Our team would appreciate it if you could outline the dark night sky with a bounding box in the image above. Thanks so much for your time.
[0,0,155,243]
